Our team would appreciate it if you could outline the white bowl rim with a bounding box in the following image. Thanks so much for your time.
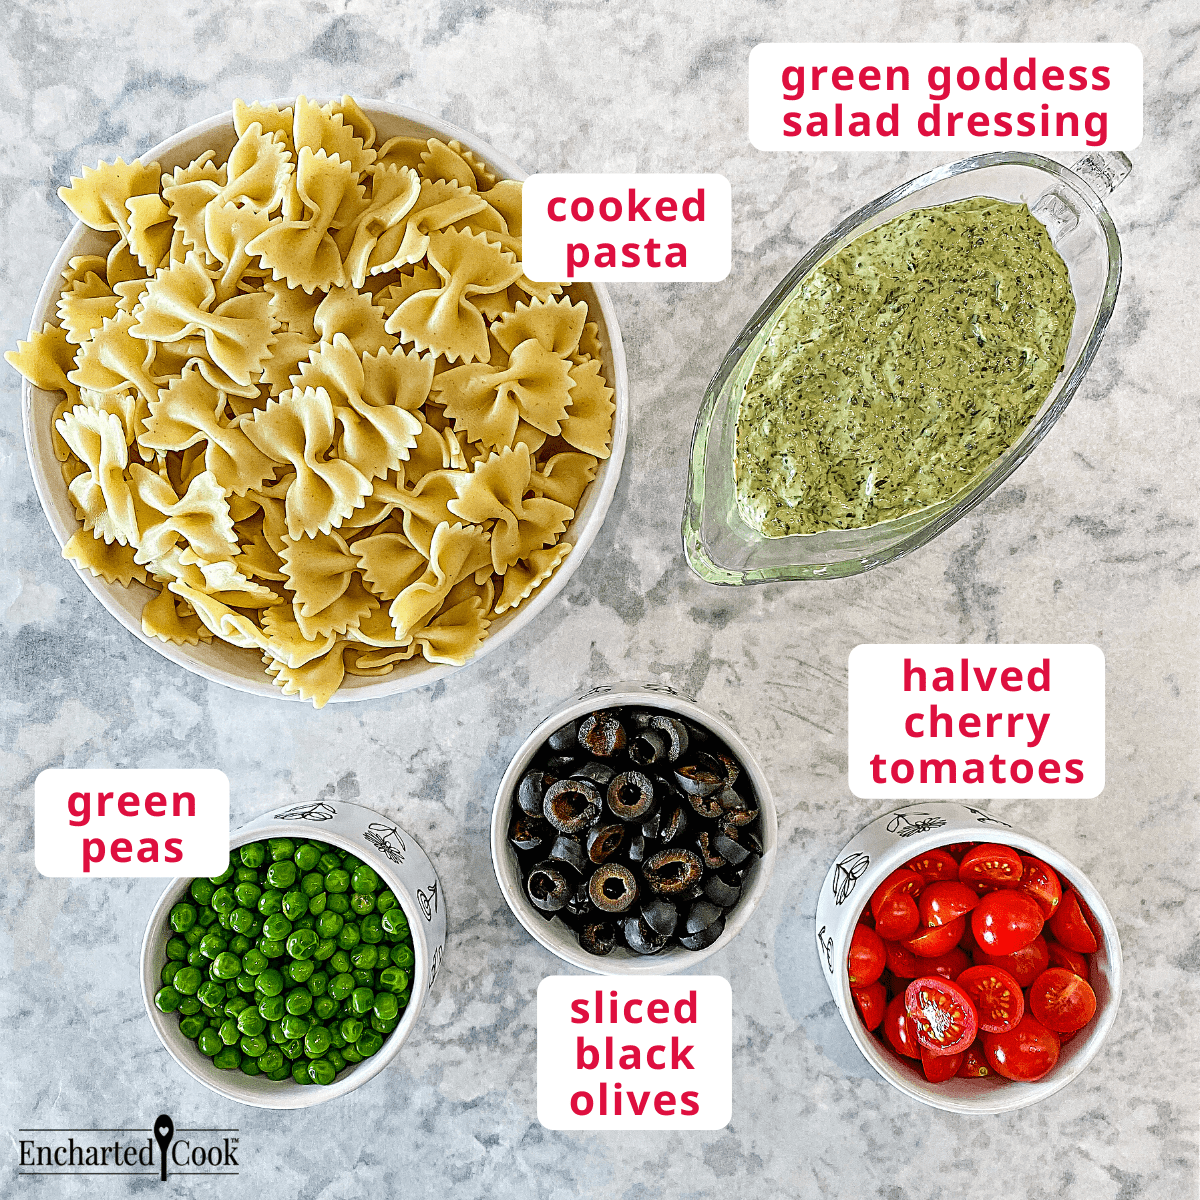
[20,96,629,703]
[140,807,430,1108]
[491,684,778,975]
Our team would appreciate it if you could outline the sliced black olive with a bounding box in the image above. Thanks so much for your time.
[679,878,707,903]
[543,778,602,833]
[573,760,616,788]
[578,711,627,757]
[587,823,626,864]
[517,770,549,817]
[628,729,667,767]
[717,787,757,827]
[641,896,678,937]
[623,915,668,955]
[647,714,689,761]
[695,831,726,871]
[606,770,654,822]
[547,719,579,753]
[629,709,656,729]
[674,752,726,798]
[545,755,578,776]
[716,753,740,787]
[685,899,724,934]
[588,863,638,913]
[685,788,725,820]
[642,847,703,894]
[640,809,662,841]
[678,915,724,951]
[681,718,710,747]
[741,829,764,857]
[711,828,750,865]
[526,861,571,912]
[704,873,741,907]
[659,803,688,845]
[565,879,593,920]
[626,832,647,865]
[548,834,588,875]
[509,811,550,852]
[579,921,617,956]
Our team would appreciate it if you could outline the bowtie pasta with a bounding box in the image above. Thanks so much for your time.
[8,95,614,707]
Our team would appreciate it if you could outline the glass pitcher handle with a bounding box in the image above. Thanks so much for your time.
[1071,150,1133,196]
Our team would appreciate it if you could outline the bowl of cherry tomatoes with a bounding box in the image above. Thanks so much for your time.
[815,802,1122,1114]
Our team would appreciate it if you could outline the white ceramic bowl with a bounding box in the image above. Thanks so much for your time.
[491,680,777,974]
[21,98,628,702]
[141,798,447,1108]
[815,802,1122,1114]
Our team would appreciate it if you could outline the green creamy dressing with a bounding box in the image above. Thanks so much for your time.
[734,197,1076,537]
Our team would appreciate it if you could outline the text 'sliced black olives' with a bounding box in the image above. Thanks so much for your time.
[511,705,762,956]
[156,838,415,1085]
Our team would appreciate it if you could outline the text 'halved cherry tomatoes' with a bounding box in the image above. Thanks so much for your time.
[1049,889,1099,953]
[955,964,1025,1033]
[848,924,886,987]
[853,982,887,1032]
[904,976,978,1057]
[959,843,1023,888]
[1018,855,1062,919]
[971,890,1045,956]
[973,934,1050,987]
[904,848,959,883]
[884,992,921,1059]
[1027,967,1098,1034]
[903,915,966,958]
[983,1014,1060,1082]
[919,881,979,928]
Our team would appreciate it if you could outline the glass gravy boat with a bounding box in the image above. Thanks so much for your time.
[682,151,1129,585]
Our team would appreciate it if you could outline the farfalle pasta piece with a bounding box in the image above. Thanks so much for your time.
[293,95,376,178]
[234,100,294,150]
[57,271,120,345]
[411,592,491,666]
[264,640,347,707]
[494,542,573,614]
[353,530,427,600]
[168,580,274,651]
[57,405,137,544]
[334,164,421,288]
[69,311,163,405]
[388,228,521,363]
[58,158,161,239]
[63,528,149,586]
[126,192,174,271]
[420,138,487,191]
[5,322,81,407]
[205,200,273,300]
[142,584,212,646]
[388,520,491,640]
[241,385,372,537]
[128,464,237,566]
[560,358,616,458]
[530,451,598,510]
[280,529,377,640]
[493,297,587,358]
[261,603,337,668]
[376,135,427,172]
[265,278,322,336]
[312,287,396,354]
[374,178,485,274]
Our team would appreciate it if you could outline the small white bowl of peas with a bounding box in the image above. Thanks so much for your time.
[140,799,446,1108]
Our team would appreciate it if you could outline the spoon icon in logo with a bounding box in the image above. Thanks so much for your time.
[154,1115,174,1182]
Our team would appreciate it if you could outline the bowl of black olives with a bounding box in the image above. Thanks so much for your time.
[491,682,777,973]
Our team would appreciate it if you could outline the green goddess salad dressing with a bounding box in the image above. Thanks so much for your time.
[733,197,1076,538]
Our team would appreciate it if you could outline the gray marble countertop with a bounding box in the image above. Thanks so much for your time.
[2,1,1197,1196]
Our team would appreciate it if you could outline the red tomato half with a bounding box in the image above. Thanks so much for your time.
[884,992,921,1059]
[959,843,1023,888]
[848,924,886,987]
[871,868,924,916]
[972,890,1045,956]
[1018,855,1062,919]
[1046,943,1090,978]
[974,934,1050,987]
[943,843,973,860]
[853,982,887,1032]
[955,964,1025,1033]
[884,940,922,979]
[903,916,966,958]
[923,946,970,982]
[874,892,920,941]
[921,1045,964,1082]
[958,919,979,955]
[904,976,978,1056]
[983,1014,1060,1082]
[957,1039,990,1077]
[1049,889,1099,953]
[904,848,959,883]
[919,881,979,928]
[1027,968,1098,1034]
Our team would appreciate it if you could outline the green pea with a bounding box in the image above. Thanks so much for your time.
[229,934,253,955]
[256,969,284,997]
[213,952,242,980]
[303,1024,332,1057]
[378,966,409,995]
[340,1016,364,1043]
[329,950,351,974]
[237,1008,266,1036]
[235,866,258,884]
[266,860,297,890]
[326,1047,346,1074]
[280,1014,309,1040]
[341,1045,363,1064]
[240,1033,268,1058]
[239,842,266,868]
[381,908,408,937]
[315,911,343,939]
[179,1014,205,1039]
[287,958,314,984]
[240,1057,263,1077]
[217,912,233,931]
[299,871,325,898]
[218,1018,240,1046]
[351,865,379,894]
[326,893,350,915]
[190,878,216,905]
[370,1013,400,1035]
[350,987,374,1015]
[350,893,375,916]
[396,989,411,1010]
[266,837,293,862]
[282,890,309,920]
[269,1020,286,1045]
[235,973,256,994]
[281,1037,304,1061]
[318,853,341,873]
[308,892,328,917]
[291,914,316,932]
[257,936,285,959]
[287,929,320,960]
[291,1059,312,1084]
[373,992,399,1022]
[327,1022,347,1049]
[356,1030,383,1058]
[213,1046,242,1070]
[390,944,415,971]
[197,981,226,1009]
[197,906,218,928]
[178,996,201,1016]
[343,854,364,872]
[337,923,361,950]
[294,844,322,872]
[234,882,262,908]
[174,966,202,996]
[201,1004,221,1022]
[199,932,227,959]
[210,887,235,914]
[307,971,329,997]
[166,936,189,961]
[262,914,292,942]
[242,948,268,976]
[313,995,338,1020]
[258,994,285,1022]
[155,986,182,1013]
[376,890,398,913]
[258,1046,284,1074]
[184,927,205,948]
[169,903,197,932]
[350,945,378,971]
[224,997,250,1018]
[285,989,313,1017]
[329,973,355,1001]
[197,1027,223,1057]
[161,961,182,986]
[352,969,373,986]
[209,860,235,885]
[375,945,391,968]
[258,889,284,916]
[324,869,350,894]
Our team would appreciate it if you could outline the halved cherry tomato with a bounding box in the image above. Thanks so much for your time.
[904,848,959,883]
[943,843,972,860]
[974,934,1050,987]
[983,1014,1060,1082]
[848,924,886,986]
[959,843,1023,888]
[958,919,979,955]
[972,890,1045,956]
[921,1045,964,1082]
[1018,855,1062,919]
[919,881,979,928]
[1046,942,1089,978]
[1049,889,1099,953]
[852,982,887,1032]
[1027,967,1097,1033]
[874,891,920,940]
[884,940,922,979]
[922,946,970,981]
[884,992,921,1058]
[871,869,924,916]
[955,964,1025,1033]
[904,976,978,1056]
[856,906,875,927]
[957,1039,990,1077]
[903,916,966,958]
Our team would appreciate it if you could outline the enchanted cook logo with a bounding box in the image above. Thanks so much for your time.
[17,1115,239,1181]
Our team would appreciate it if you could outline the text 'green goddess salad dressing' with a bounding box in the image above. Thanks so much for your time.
[734,198,1076,538]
